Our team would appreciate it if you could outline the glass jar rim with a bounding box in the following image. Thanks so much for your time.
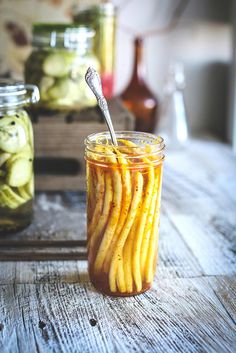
[85,131,164,148]
[32,23,95,49]
[85,131,165,167]
[0,80,40,109]
[72,2,116,17]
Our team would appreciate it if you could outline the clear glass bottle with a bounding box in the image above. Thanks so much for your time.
[159,62,189,147]
[25,23,100,112]
[85,131,165,296]
[0,80,39,234]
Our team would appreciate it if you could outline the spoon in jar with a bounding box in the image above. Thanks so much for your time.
[85,67,118,146]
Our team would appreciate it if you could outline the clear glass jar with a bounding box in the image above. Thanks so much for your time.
[85,131,165,296]
[0,80,39,234]
[25,23,100,111]
[73,2,116,99]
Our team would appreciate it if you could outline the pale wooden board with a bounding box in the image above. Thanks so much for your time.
[0,139,236,352]
[0,277,236,353]
[0,207,204,283]
[169,214,236,276]
[2,193,87,242]
[162,139,236,277]
[157,209,204,279]
[208,276,236,324]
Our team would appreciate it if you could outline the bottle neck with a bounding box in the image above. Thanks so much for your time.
[131,37,146,84]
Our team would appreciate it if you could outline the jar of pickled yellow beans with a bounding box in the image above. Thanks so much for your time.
[85,131,165,296]
[25,23,100,111]
[0,80,39,234]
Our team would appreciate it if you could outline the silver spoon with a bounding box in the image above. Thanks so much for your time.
[85,67,118,146]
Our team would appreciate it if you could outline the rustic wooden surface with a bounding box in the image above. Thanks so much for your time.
[0,139,236,353]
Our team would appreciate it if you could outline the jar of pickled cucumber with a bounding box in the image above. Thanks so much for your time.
[85,131,165,296]
[24,23,99,112]
[0,80,39,234]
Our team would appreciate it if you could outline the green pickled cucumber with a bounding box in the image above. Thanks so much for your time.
[47,77,71,100]
[0,152,11,167]
[25,47,99,110]
[6,158,32,187]
[18,185,32,201]
[23,176,34,198]
[16,111,34,148]
[39,76,55,100]
[42,52,74,78]
[0,116,27,153]
[6,145,32,166]
[0,184,25,209]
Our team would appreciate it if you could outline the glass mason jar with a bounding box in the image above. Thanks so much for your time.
[25,23,100,111]
[73,2,116,99]
[85,131,165,296]
[0,80,39,234]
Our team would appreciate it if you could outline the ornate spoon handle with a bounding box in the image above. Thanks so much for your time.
[85,67,118,146]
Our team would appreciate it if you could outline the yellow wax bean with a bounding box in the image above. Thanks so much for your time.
[140,171,159,276]
[109,172,143,292]
[93,159,122,273]
[88,166,105,244]
[145,166,163,283]
[88,171,113,254]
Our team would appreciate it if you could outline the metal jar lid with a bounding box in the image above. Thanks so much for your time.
[0,80,40,109]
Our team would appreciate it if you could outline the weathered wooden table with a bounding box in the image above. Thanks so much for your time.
[0,139,236,353]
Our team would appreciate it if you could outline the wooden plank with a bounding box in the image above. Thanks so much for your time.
[157,209,204,279]
[0,252,87,261]
[0,277,235,353]
[0,261,83,285]
[0,199,204,283]
[209,276,236,324]
[34,122,126,157]
[103,277,236,353]
[33,97,134,191]
[3,193,87,242]
[0,240,86,247]
[165,139,236,205]
[169,214,236,276]
[35,175,86,191]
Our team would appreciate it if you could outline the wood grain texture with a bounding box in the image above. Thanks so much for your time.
[208,276,236,324]
[34,98,134,191]
[0,278,235,353]
[0,139,236,352]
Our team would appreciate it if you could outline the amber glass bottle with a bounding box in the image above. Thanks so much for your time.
[121,37,158,133]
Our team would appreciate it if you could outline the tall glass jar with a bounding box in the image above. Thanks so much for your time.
[0,80,39,234]
[73,2,116,99]
[25,23,100,112]
[85,131,165,296]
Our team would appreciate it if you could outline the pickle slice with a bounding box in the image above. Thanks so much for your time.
[6,158,32,187]
[17,111,34,148]
[42,53,73,78]
[39,76,55,100]
[0,117,27,153]
[47,78,71,99]
[0,184,25,209]
[18,185,32,201]
[24,176,34,198]
[0,152,11,167]
[6,145,32,166]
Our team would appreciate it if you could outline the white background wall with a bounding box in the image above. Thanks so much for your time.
[0,0,233,139]
[114,0,233,139]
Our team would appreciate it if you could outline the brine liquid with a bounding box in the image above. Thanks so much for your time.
[0,199,33,235]
[87,162,163,297]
